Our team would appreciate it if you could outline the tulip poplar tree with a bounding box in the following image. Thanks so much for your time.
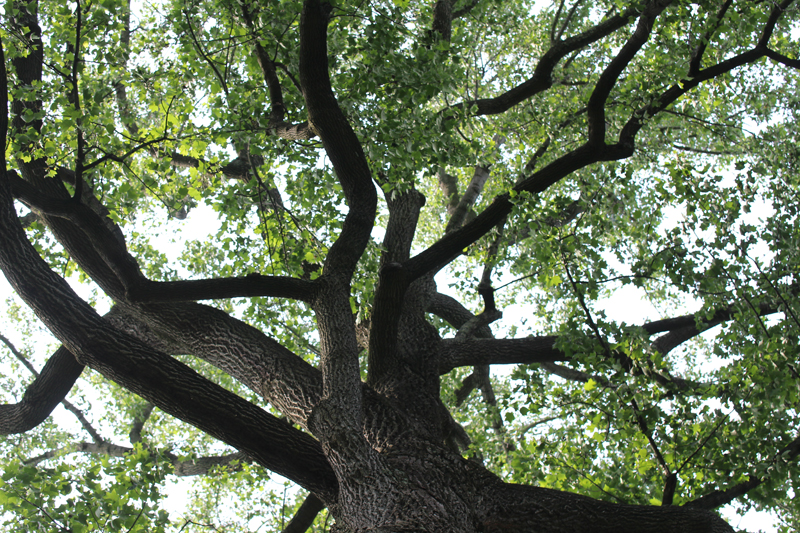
[1,0,800,531]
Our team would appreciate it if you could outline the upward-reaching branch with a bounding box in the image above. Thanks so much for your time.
[299,0,376,281]
[586,0,673,145]
[298,0,376,448]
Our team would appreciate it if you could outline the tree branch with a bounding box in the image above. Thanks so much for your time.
[299,0,376,445]
[437,336,565,374]
[299,0,376,280]
[183,9,229,96]
[128,275,319,303]
[137,301,323,430]
[479,481,733,532]
[432,0,454,42]
[0,173,338,498]
[0,343,84,435]
[450,6,639,116]
[405,141,601,280]
[428,291,493,338]
[282,493,325,533]
[11,172,318,303]
[617,0,795,153]
[452,0,479,20]
[368,190,426,383]
[69,0,86,201]
[765,47,800,69]
[686,432,800,510]
[238,2,285,123]
[687,0,733,77]
[24,440,252,477]
[129,402,155,444]
[445,165,490,234]
[586,0,673,146]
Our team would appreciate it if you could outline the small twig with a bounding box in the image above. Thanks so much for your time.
[71,0,86,202]
[183,9,229,95]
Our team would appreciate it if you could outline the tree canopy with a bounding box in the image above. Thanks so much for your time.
[1,0,799,531]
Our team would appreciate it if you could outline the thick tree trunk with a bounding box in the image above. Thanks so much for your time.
[316,429,734,533]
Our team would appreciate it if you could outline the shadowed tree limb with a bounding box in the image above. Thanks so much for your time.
[0,335,85,441]
[282,493,326,533]
[299,0,369,438]
[765,48,800,69]
[368,189,426,384]
[586,0,674,146]
[688,0,733,76]
[9,171,319,303]
[478,480,733,532]
[431,0,454,42]
[436,296,784,394]
[299,0,376,282]
[129,402,155,444]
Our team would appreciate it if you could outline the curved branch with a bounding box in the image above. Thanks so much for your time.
[299,0,374,444]
[282,493,325,533]
[765,47,800,69]
[13,168,325,431]
[183,9,229,96]
[687,0,733,77]
[586,0,673,145]
[450,6,639,116]
[299,0,376,279]
[409,0,793,282]
[0,345,84,435]
[646,300,782,354]
[686,432,800,511]
[428,291,493,338]
[24,441,132,466]
[452,0,479,20]
[238,2,285,123]
[170,450,251,476]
